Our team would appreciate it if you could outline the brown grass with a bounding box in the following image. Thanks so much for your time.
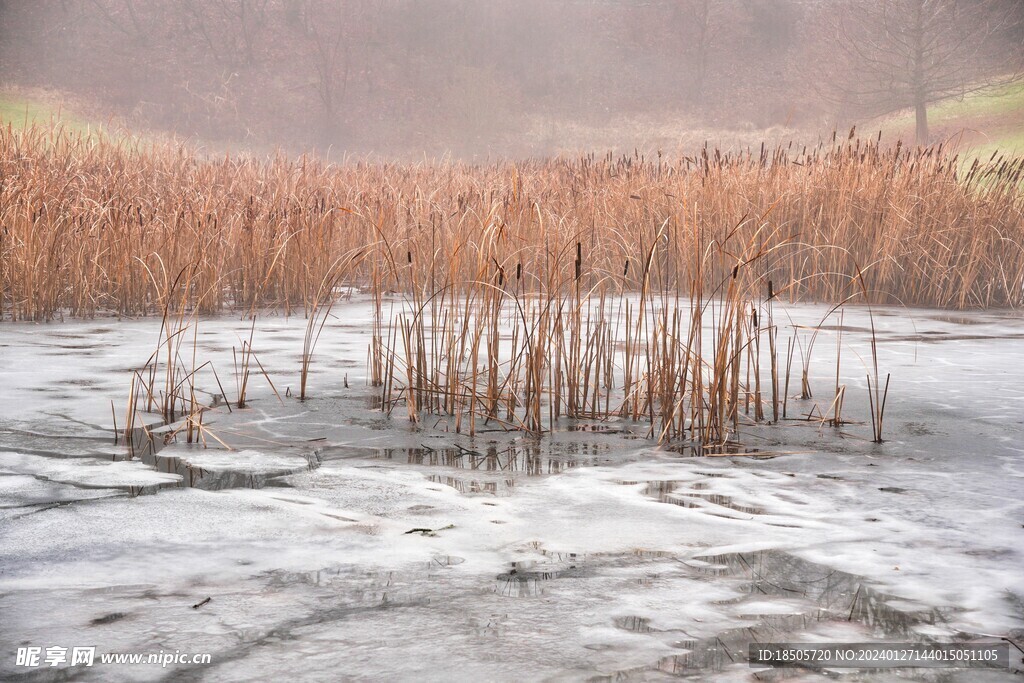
[4,124,1022,450]
[371,208,875,452]
[1,125,1022,322]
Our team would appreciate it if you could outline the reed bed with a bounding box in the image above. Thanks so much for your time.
[2,124,1023,322]
[371,214,832,452]
[4,124,1021,449]
[122,265,233,455]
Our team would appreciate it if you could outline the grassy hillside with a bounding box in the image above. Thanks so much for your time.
[4,82,1023,162]
[0,89,239,156]
[868,80,1024,159]
[0,90,96,135]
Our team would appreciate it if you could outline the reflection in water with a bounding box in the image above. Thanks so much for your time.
[691,550,945,635]
[430,555,465,568]
[377,442,612,495]
[1,425,323,496]
[614,615,653,632]
[600,549,950,679]
[495,559,589,598]
[623,479,765,515]
[426,474,514,496]
[377,442,608,474]
[133,440,321,493]
[118,417,324,492]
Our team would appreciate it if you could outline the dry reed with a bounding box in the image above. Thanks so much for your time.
[5,124,1021,451]
[2,125,1022,322]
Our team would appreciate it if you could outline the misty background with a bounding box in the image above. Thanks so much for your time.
[1,0,1021,158]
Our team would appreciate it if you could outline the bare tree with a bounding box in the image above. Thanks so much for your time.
[828,0,1021,144]
[289,0,376,147]
[667,0,723,107]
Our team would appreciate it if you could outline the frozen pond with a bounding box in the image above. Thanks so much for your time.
[1,300,1022,681]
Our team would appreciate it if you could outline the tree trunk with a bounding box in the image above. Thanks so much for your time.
[910,0,928,146]
[914,99,929,146]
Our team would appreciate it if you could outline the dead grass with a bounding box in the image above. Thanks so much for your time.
[2,126,1022,323]
[12,123,1011,450]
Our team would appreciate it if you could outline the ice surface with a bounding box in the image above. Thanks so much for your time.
[0,299,1021,681]
[1,452,182,488]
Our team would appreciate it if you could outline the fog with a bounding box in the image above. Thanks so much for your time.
[0,0,1020,158]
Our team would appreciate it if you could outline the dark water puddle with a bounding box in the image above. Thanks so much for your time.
[925,313,1003,326]
[495,558,591,598]
[595,549,955,680]
[47,332,90,340]
[364,441,619,495]
[426,473,515,496]
[623,479,764,516]
[684,493,763,515]
[564,423,623,434]
[89,612,128,626]
[375,443,597,474]
[813,324,875,333]
[4,418,324,501]
[686,550,944,629]
[665,441,763,457]
[64,378,103,388]
[614,615,654,632]
[496,549,677,599]
[124,431,323,494]
[887,332,1024,343]
[11,396,630,502]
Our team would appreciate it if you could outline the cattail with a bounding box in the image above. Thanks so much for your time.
[1,122,1019,322]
